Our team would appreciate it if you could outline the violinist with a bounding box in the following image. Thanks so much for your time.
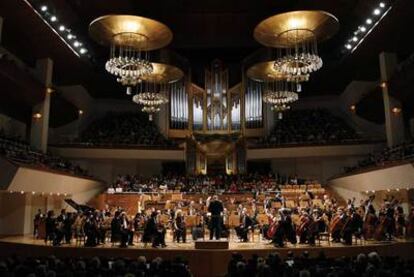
[235,208,253,242]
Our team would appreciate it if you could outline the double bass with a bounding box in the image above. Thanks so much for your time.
[267,215,281,239]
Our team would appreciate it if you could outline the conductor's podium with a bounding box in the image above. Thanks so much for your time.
[195,240,229,249]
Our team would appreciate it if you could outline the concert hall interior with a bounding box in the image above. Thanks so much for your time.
[1,0,414,276]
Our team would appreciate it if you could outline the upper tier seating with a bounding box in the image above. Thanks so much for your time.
[78,112,175,148]
[254,109,360,146]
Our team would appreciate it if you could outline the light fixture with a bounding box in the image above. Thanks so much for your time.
[40,5,48,12]
[343,2,393,54]
[50,15,57,22]
[33,113,42,119]
[392,107,401,114]
[67,34,73,40]
[350,104,356,112]
[254,11,338,81]
[78,109,84,115]
[132,63,183,120]
[79,48,87,54]
[380,81,387,88]
[59,25,65,31]
[73,41,80,47]
[46,87,54,94]
[89,15,173,94]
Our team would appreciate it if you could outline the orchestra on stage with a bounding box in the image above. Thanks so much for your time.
[33,189,414,249]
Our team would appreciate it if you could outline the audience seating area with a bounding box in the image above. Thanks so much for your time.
[344,141,414,174]
[254,109,360,147]
[0,255,191,277]
[226,251,414,277]
[110,174,322,194]
[0,133,89,177]
[76,112,175,148]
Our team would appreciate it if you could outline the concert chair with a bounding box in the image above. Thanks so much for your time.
[317,231,331,246]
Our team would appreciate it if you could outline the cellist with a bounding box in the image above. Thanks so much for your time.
[330,207,347,243]
[363,205,378,240]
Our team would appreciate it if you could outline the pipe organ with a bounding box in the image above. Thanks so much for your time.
[169,80,188,129]
[244,79,263,129]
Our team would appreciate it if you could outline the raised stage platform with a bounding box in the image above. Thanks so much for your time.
[1,236,413,277]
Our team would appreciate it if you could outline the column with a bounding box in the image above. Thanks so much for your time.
[0,17,3,44]
[30,58,53,153]
[379,52,405,147]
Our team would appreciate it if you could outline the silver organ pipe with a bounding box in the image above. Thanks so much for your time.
[245,79,263,128]
[170,80,189,129]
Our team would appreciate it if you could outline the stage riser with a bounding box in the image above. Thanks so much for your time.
[1,241,413,277]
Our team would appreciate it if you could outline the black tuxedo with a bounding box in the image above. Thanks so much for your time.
[208,200,224,240]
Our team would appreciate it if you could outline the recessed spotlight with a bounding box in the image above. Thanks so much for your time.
[40,5,48,12]
[67,34,73,40]
[352,36,358,42]
[373,9,381,15]
[73,41,80,47]
[59,25,65,31]
[50,15,57,22]
[345,44,352,50]
[360,26,367,32]
[79,48,87,54]
[366,18,373,24]
[379,2,386,8]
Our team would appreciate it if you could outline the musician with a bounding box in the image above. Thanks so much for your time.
[99,212,112,244]
[119,212,134,247]
[235,208,253,242]
[56,209,70,244]
[384,201,396,240]
[111,211,122,243]
[208,195,224,240]
[173,210,187,243]
[45,210,62,246]
[143,211,166,248]
[84,212,99,247]
[406,207,414,238]
[363,205,377,240]
[395,205,405,238]
[297,209,313,245]
[33,209,43,238]
[331,208,347,243]
[342,208,360,245]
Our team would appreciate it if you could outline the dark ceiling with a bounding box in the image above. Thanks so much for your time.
[0,0,413,102]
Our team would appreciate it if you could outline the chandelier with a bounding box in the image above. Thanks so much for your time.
[273,29,322,76]
[89,15,173,95]
[132,92,168,121]
[271,103,291,120]
[133,63,184,120]
[247,61,299,118]
[254,10,339,89]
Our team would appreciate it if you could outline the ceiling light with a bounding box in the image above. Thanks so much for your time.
[360,26,367,32]
[73,41,80,47]
[78,109,84,115]
[345,44,352,50]
[59,25,65,31]
[33,113,42,119]
[352,36,358,42]
[379,2,386,8]
[366,18,373,24]
[79,48,87,54]
[50,16,57,22]
[40,5,48,12]
[373,9,381,15]
[67,34,73,40]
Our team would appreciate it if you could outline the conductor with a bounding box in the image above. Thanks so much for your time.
[208,195,224,240]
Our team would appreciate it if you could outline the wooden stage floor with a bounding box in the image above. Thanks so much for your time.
[1,235,414,277]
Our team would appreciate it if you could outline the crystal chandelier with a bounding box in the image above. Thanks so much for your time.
[89,15,173,95]
[133,92,168,121]
[263,80,299,107]
[105,33,153,95]
[271,103,291,120]
[273,29,323,77]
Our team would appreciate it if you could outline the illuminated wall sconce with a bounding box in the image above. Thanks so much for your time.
[33,113,42,119]
[349,105,356,112]
[380,81,387,88]
[46,87,55,94]
[78,110,84,116]
[392,107,401,114]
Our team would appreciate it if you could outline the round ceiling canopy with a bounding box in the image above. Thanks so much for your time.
[141,63,184,83]
[246,61,286,82]
[254,10,339,48]
[89,15,173,51]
